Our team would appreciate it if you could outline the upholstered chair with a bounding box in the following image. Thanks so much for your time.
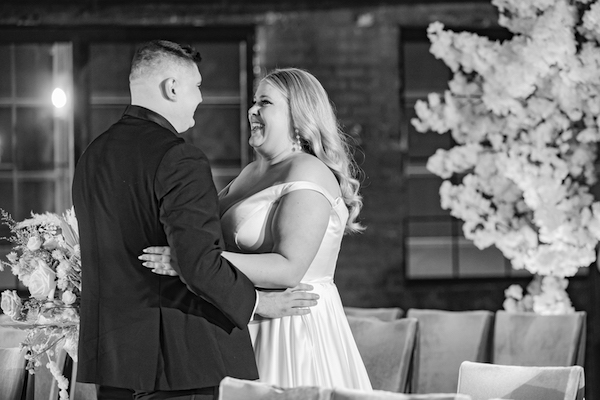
[218,376,333,400]
[406,309,493,394]
[457,361,585,400]
[346,316,418,393]
[493,310,586,367]
[332,387,472,400]
[343,307,404,321]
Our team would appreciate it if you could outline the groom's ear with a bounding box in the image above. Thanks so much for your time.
[162,78,177,101]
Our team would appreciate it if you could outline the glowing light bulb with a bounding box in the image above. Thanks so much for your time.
[52,88,67,108]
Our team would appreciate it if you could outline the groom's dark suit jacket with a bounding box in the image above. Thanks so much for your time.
[72,105,259,391]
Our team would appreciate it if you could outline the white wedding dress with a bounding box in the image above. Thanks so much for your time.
[219,181,372,390]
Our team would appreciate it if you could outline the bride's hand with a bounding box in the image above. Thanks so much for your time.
[139,246,179,276]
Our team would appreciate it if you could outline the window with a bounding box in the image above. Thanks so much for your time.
[400,27,526,279]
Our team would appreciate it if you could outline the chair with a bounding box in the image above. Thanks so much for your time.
[0,347,31,400]
[493,310,586,366]
[344,307,404,321]
[346,316,418,393]
[406,309,493,394]
[456,361,585,400]
[218,376,333,399]
[332,388,471,400]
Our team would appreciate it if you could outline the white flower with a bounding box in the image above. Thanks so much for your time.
[504,284,524,300]
[1,290,22,319]
[27,236,43,251]
[61,290,77,305]
[27,259,57,301]
[6,252,18,263]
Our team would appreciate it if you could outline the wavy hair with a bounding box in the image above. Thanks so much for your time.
[262,68,364,233]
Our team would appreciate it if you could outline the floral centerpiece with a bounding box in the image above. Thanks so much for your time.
[411,0,600,314]
[0,207,80,399]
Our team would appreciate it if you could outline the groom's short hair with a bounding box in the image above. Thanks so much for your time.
[129,40,202,83]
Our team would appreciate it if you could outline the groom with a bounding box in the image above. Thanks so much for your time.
[72,40,318,400]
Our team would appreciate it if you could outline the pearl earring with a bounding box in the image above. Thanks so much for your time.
[293,129,302,152]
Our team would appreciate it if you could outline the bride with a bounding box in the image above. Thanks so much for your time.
[141,67,372,390]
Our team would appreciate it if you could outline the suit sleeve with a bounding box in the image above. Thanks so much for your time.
[155,142,257,329]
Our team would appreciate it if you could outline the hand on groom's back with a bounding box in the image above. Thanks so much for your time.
[255,283,319,318]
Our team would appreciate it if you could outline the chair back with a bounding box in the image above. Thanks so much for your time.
[346,316,418,393]
[332,387,472,400]
[406,309,493,394]
[218,376,332,399]
[493,311,586,366]
[344,307,404,321]
[0,347,29,400]
[457,361,585,400]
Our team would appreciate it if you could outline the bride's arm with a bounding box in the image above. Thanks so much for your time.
[141,189,331,289]
[222,189,331,288]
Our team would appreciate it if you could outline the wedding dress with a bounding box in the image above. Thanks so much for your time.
[219,181,372,390]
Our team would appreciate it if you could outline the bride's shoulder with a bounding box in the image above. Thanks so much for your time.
[286,154,339,194]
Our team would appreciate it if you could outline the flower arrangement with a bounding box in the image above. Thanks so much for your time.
[0,207,80,399]
[411,0,600,314]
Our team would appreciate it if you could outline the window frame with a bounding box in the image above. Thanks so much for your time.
[399,26,534,281]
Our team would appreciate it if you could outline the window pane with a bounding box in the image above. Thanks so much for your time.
[407,218,453,237]
[90,44,136,97]
[458,239,508,277]
[184,105,241,168]
[403,41,451,94]
[15,44,54,100]
[90,106,126,141]
[18,181,55,217]
[406,219,454,278]
[0,46,11,97]
[407,175,447,217]
[0,181,14,241]
[194,42,241,96]
[15,107,54,170]
[406,105,452,161]
[0,107,12,165]
[407,236,454,279]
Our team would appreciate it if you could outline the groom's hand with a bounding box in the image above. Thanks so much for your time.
[255,283,319,318]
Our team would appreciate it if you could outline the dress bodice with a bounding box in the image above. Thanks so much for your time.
[218,180,371,390]
[219,181,348,284]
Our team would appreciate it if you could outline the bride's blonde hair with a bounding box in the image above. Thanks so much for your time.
[262,68,364,233]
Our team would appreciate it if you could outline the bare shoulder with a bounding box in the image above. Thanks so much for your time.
[286,154,341,197]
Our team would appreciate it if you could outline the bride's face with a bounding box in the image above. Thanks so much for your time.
[247,81,293,155]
